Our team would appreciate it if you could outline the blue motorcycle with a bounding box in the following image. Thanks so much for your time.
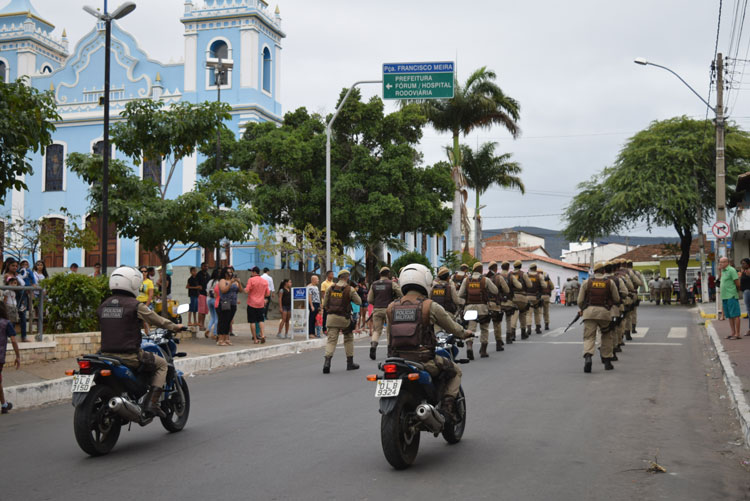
[368,320,473,469]
[68,307,190,456]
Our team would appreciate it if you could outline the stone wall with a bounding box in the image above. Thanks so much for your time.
[3,332,101,369]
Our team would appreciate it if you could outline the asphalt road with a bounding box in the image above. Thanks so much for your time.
[3,304,750,501]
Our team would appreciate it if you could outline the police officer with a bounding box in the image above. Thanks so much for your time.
[367,266,403,360]
[527,264,544,334]
[648,276,657,303]
[500,261,521,343]
[430,266,460,320]
[539,270,554,331]
[452,263,470,290]
[563,278,573,306]
[625,260,644,334]
[510,260,533,339]
[606,261,629,360]
[613,259,636,346]
[322,269,362,373]
[386,264,473,420]
[458,262,498,359]
[569,277,580,306]
[577,261,620,373]
[98,266,185,418]
[486,261,512,351]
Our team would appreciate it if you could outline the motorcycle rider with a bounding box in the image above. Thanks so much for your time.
[386,263,473,420]
[458,262,498,359]
[367,266,403,360]
[485,261,512,351]
[98,266,184,418]
[430,266,461,319]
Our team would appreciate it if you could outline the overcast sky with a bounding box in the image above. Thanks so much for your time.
[27,0,745,237]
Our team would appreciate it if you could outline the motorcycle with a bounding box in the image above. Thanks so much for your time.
[367,310,476,469]
[67,304,191,456]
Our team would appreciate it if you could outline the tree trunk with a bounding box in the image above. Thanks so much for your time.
[451,132,462,253]
[421,233,427,255]
[474,189,481,261]
[159,246,169,319]
[676,229,692,305]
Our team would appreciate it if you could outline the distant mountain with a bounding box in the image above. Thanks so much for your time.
[482,226,680,259]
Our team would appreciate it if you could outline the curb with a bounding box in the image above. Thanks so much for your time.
[6,332,368,411]
[701,311,750,448]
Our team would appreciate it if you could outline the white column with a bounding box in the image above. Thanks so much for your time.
[274,43,281,102]
[241,28,259,89]
[431,235,438,268]
[184,33,197,92]
[17,51,36,79]
[10,174,24,249]
[182,151,197,193]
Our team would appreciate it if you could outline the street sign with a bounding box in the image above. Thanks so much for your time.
[382,61,454,100]
[712,221,730,239]
[291,287,308,340]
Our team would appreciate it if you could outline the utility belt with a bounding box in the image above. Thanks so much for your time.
[390,348,435,362]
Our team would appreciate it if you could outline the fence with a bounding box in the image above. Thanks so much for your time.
[0,285,46,341]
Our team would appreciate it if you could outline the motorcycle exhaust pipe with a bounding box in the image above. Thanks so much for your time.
[108,396,142,422]
[416,403,445,434]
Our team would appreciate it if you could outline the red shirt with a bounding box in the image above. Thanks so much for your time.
[245,275,270,308]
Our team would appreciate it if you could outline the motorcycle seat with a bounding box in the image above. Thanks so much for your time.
[84,354,123,366]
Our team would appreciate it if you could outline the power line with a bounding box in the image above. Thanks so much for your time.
[484,213,563,219]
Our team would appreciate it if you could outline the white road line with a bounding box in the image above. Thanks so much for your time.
[631,327,649,338]
[543,327,566,337]
[667,327,688,338]
[520,341,682,346]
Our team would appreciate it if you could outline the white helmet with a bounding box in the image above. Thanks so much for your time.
[109,266,142,297]
[398,263,433,296]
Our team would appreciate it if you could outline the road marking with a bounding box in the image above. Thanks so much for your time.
[667,327,687,338]
[543,327,566,337]
[520,341,682,346]
[631,327,649,338]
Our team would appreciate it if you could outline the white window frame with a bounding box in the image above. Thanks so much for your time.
[205,36,233,91]
[0,57,10,82]
[42,141,67,192]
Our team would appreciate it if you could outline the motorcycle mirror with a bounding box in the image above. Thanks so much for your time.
[176,303,190,315]
[463,310,478,322]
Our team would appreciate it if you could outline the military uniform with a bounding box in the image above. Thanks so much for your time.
[500,262,522,342]
[367,267,403,360]
[486,261,512,350]
[613,260,635,348]
[661,278,673,305]
[539,271,554,330]
[322,270,362,373]
[605,262,629,360]
[451,264,469,293]
[509,261,534,339]
[648,278,657,302]
[626,261,644,334]
[568,278,580,306]
[430,267,460,319]
[458,262,498,358]
[526,264,544,334]
[577,262,621,372]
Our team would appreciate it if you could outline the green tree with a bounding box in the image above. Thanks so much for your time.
[391,250,434,276]
[460,142,523,257]
[0,77,60,202]
[417,67,521,254]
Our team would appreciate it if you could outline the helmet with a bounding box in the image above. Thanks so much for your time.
[399,263,433,296]
[109,266,142,297]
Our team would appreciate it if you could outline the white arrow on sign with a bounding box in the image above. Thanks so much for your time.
[385,83,393,90]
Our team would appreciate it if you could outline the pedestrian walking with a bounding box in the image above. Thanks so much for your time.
[275,278,292,338]
[719,257,742,339]
[0,302,20,414]
[307,275,321,338]
[261,267,275,320]
[245,266,270,343]
[186,266,201,327]
[216,267,240,346]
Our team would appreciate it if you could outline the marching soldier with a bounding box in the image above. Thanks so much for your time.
[458,262,498,359]
[527,264,544,334]
[539,270,555,330]
[613,259,636,344]
[625,260,644,334]
[452,264,469,290]
[648,275,657,303]
[322,269,362,373]
[486,261,512,351]
[569,277,580,306]
[563,278,574,306]
[662,276,673,305]
[510,260,534,339]
[430,266,461,320]
[367,266,403,360]
[577,261,621,373]
[500,261,521,343]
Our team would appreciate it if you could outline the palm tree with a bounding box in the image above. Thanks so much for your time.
[420,67,521,254]
[461,142,524,258]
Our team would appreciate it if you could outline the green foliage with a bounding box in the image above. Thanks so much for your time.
[391,251,434,276]
[439,251,479,271]
[0,77,60,201]
[255,224,351,272]
[461,142,524,198]
[43,274,110,333]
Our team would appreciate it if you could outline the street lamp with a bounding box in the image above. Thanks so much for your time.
[84,1,136,275]
[634,55,725,306]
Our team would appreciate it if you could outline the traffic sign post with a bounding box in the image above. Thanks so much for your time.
[712,221,730,239]
[383,61,454,100]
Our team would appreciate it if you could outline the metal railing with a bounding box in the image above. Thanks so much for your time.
[0,285,46,342]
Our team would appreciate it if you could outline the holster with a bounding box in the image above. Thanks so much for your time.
[490,310,503,322]
[138,350,157,373]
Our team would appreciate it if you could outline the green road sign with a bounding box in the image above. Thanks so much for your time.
[382,61,454,100]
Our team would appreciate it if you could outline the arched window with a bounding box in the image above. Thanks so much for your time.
[143,156,162,185]
[0,60,6,82]
[209,39,229,86]
[262,47,272,93]
[41,64,53,74]
[44,144,64,191]
[41,218,65,267]
[85,214,116,267]
[92,140,111,158]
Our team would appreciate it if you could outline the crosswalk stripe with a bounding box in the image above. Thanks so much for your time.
[667,327,688,338]
[543,327,566,337]
[631,327,649,338]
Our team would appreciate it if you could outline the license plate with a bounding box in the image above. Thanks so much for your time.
[374,379,402,398]
[71,374,94,393]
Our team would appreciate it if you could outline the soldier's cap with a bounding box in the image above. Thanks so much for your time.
[501,261,510,268]
[529,264,537,271]
[513,260,523,268]
[626,259,633,265]
[337,269,350,278]
[379,266,390,274]
[488,261,498,269]
[437,266,450,277]
[594,261,607,272]
[472,262,483,271]
[460,263,469,270]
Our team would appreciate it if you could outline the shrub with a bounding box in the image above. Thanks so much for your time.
[391,251,434,277]
[41,273,111,333]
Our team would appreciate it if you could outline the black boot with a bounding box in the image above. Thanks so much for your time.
[510,329,516,342]
[480,343,489,358]
[625,331,632,341]
[466,343,475,360]
[535,325,542,334]
[604,358,614,370]
[441,395,457,423]
[346,356,359,371]
[323,356,332,374]
[526,326,532,337]
[369,342,377,360]
[521,328,529,340]
[584,354,592,373]
[545,323,550,331]
[496,341,504,351]
[632,325,637,334]
[614,345,622,353]
[611,352,618,361]
[143,387,166,419]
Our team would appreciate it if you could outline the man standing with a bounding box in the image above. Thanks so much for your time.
[261,268,275,321]
[367,266,403,360]
[719,257,742,339]
[540,270,555,331]
[485,261,511,351]
[322,269,361,373]
[430,266,461,320]
[458,262,498,359]
[648,275,657,303]
[510,260,533,339]
[89,263,102,278]
[500,261,521,343]
[307,275,321,338]
[526,264,544,335]
[320,270,335,334]
[245,266,270,343]
[196,262,210,331]
[577,262,620,373]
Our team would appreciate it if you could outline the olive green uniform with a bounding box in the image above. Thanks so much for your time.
[323,280,362,358]
[577,273,620,359]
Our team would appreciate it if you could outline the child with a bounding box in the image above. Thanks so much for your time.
[0,302,21,413]
[315,311,323,338]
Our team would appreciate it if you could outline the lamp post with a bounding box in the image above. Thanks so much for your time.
[84,1,136,275]
[634,55,723,306]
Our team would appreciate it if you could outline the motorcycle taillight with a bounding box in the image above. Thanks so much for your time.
[383,363,398,379]
[77,360,92,375]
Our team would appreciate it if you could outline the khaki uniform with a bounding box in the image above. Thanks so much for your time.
[430,278,460,319]
[569,280,580,305]
[323,280,362,358]
[541,276,555,326]
[577,273,620,358]
[486,270,512,345]
[458,272,498,345]
[648,279,657,302]
[526,272,544,330]
[501,270,522,339]
[613,271,634,346]
[510,270,533,334]
[367,279,403,343]
[661,279,673,305]
[627,269,644,328]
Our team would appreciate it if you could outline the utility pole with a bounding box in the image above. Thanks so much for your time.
[716,53,726,316]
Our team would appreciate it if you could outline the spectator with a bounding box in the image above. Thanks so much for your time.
[206,269,219,339]
[741,258,750,337]
[694,274,702,302]
[315,309,323,338]
[196,262,210,331]
[2,258,17,283]
[356,278,368,333]
[275,279,292,338]
[186,266,201,327]
[68,263,79,274]
[32,260,48,284]
[261,267,275,321]
[89,262,101,277]
[673,278,680,300]
[245,266,270,344]
[320,270,334,334]
[16,260,31,342]
[217,267,241,346]
[136,266,155,334]
[719,257,742,339]
[709,273,716,301]
[0,302,21,414]
[307,275,320,338]
[155,266,171,299]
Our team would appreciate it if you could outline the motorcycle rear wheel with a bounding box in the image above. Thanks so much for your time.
[442,387,466,444]
[381,393,420,470]
[160,377,190,432]
[73,384,121,456]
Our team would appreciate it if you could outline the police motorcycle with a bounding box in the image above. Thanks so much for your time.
[67,303,191,456]
[367,310,477,469]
